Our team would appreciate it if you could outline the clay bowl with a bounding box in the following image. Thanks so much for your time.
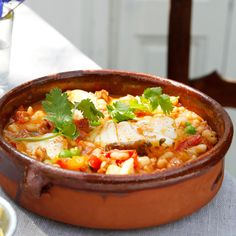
[0,70,233,229]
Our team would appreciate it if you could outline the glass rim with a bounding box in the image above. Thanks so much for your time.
[0,5,14,21]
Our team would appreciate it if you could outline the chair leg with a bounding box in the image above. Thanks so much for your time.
[167,0,192,84]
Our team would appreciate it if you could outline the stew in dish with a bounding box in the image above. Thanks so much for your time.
[3,87,218,175]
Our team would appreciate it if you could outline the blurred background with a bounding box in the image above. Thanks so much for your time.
[26,0,236,78]
[25,0,236,175]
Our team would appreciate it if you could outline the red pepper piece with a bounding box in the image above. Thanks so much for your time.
[56,159,68,169]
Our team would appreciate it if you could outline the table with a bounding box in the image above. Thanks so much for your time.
[1,5,236,236]
[8,5,99,87]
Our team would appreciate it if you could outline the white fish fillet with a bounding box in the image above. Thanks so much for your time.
[117,122,143,143]
[99,121,119,147]
[134,116,176,146]
[86,115,176,147]
[25,134,67,159]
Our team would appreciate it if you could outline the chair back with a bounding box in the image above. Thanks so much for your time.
[167,0,236,107]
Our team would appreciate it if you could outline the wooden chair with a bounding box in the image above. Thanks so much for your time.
[167,0,236,107]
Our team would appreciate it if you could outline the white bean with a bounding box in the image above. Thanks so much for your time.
[31,110,45,121]
[25,123,41,132]
[167,158,182,168]
[157,159,168,169]
[159,152,174,160]
[138,156,151,167]
[120,158,134,175]
[187,144,207,155]
[7,123,19,133]
[202,129,217,144]
[106,164,121,175]
[27,106,34,116]
[110,151,130,160]
[100,161,108,169]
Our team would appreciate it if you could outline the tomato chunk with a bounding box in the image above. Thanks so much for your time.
[175,134,202,151]
[88,156,102,171]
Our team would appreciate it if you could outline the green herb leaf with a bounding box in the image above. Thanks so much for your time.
[107,87,174,122]
[59,149,73,158]
[185,122,197,135]
[158,94,173,114]
[90,120,102,126]
[129,97,151,112]
[143,87,173,114]
[75,98,104,126]
[107,101,135,122]
[42,88,78,139]
[144,87,162,98]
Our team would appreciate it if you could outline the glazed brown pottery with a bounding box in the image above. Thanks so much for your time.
[0,70,233,229]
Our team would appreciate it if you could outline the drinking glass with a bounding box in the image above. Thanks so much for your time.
[0,6,14,93]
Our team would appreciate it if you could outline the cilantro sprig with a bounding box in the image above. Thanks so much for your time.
[143,87,173,114]
[129,97,151,112]
[15,88,105,142]
[42,88,78,139]
[107,101,135,123]
[107,87,174,123]
[75,98,104,126]
[42,88,105,139]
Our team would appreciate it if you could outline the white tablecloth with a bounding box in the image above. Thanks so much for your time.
[1,4,236,236]
[8,5,99,87]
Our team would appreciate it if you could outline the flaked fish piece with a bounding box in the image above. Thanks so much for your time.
[85,121,118,147]
[67,89,97,104]
[86,121,145,149]
[116,122,144,143]
[86,116,176,152]
[24,134,68,159]
[67,89,109,117]
[86,121,145,148]
[99,121,119,147]
[134,116,176,146]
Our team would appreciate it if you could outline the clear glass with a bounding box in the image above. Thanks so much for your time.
[0,7,14,92]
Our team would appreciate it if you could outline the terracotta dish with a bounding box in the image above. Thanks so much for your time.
[0,70,233,229]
